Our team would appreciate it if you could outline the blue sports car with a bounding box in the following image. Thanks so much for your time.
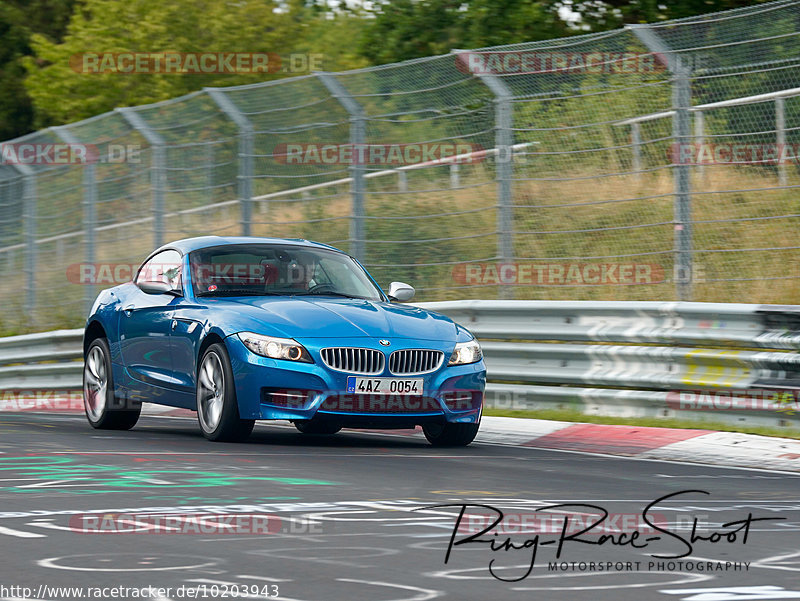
[82,237,485,446]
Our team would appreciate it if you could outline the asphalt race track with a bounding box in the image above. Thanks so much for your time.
[0,412,798,601]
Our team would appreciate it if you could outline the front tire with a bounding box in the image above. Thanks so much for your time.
[83,338,141,430]
[422,422,479,447]
[197,343,255,442]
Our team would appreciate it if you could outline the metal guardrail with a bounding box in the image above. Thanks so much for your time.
[417,300,800,429]
[2,301,800,429]
[0,329,83,391]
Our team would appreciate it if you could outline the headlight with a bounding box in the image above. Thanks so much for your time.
[448,339,482,366]
[237,332,313,363]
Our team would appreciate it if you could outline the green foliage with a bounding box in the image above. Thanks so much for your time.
[571,0,772,28]
[22,0,308,126]
[357,0,778,65]
[0,0,788,135]
[0,0,77,139]
[0,3,34,140]
[20,0,369,127]
[359,0,576,64]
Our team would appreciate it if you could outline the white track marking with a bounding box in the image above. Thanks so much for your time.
[751,551,800,573]
[511,571,712,591]
[425,565,712,591]
[337,578,442,601]
[37,555,218,572]
[659,586,800,600]
[0,525,46,538]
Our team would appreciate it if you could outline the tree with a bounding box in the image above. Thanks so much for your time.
[556,0,772,29]
[22,0,307,126]
[358,0,578,65]
[292,3,371,73]
[358,0,776,65]
[359,0,466,64]
[0,3,33,141]
[0,0,76,140]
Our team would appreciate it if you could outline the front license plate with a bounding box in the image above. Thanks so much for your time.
[346,377,423,395]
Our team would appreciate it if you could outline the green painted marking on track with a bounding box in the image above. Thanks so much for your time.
[142,496,303,504]
[0,456,342,494]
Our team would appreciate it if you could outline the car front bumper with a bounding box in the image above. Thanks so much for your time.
[226,334,485,427]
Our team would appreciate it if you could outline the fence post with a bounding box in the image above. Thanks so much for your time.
[116,108,166,248]
[316,72,366,261]
[694,110,705,181]
[52,126,96,315]
[776,97,787,187]
[450,163,461,188]
[631,122,642,175]
[629,25,693,301]
[397,171,408,192]
[16,164,36,327]
[455,51,515,300]
[206,142,215,206]
[205,88,254,236]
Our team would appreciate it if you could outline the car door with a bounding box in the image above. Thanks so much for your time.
[169,303,205,397]
[118,249,182,393]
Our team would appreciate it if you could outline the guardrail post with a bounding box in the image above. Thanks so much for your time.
[454,51,515,300]
[776,97,787,187]
[629,25,693,301]
[316,72,366,261]
[116,108,167,248]
[52,126,97,315]
[205,88,254,236]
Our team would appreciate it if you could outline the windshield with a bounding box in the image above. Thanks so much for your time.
[189,244,383,301]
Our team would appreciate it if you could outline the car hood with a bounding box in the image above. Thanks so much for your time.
[207,296,459,340]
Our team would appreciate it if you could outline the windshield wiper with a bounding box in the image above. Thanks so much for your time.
[197,290,285,297]
[294,291,364,299]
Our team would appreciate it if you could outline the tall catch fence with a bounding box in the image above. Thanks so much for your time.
[0,0,799,332]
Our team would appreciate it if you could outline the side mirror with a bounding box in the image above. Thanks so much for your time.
[387,281,415,302]
[138,280,180,296]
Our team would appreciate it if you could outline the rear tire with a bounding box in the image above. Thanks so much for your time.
[294,420,342,435]
[196,343,255,442]
[422,422,479,447]
[83,338,141,430]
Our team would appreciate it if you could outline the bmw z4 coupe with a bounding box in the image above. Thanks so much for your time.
[82,237,485,446]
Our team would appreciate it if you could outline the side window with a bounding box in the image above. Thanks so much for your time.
[136,250,183,290]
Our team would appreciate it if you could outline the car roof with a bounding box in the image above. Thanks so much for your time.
[151,236,345,256]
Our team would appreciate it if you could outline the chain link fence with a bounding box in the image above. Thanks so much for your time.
[1,0,799,332]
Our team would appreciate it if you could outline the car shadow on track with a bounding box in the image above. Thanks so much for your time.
[132,415,433,449]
